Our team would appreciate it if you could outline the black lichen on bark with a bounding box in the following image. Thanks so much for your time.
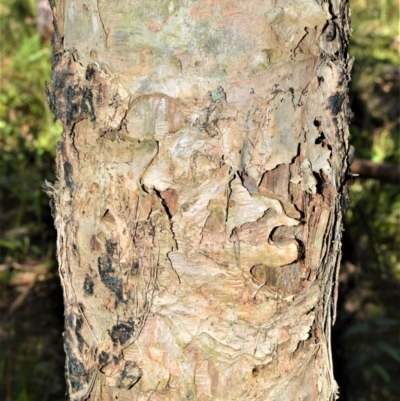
[118,361,141,389]
[131,260,139,275]
[46,53,103,127]
[65,84,79,126]
[83,275,94,296]
[98,350,111,368]
[85,64,97,81]
[63,161,74,189]
[106,240,117,256]
[98,256,123,302]
[328,92,345,115]
[81,87,96,122]
[63,333,88,388]
[68,356,86,378]
[75,316,85,352]
[110,320,135,346]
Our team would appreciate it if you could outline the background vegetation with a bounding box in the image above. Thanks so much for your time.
[0,1,64,400]
[332,1,400,400]
[0,0,398,400]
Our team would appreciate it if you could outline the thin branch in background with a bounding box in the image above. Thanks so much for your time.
[351,159,400,184]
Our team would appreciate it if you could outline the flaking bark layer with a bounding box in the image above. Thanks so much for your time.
[47,0,352,400]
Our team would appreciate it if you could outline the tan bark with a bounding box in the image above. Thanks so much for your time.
[46,0,352,400]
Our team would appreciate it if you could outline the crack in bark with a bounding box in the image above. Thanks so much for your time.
[97,0,108,47]
[292,27,309,57]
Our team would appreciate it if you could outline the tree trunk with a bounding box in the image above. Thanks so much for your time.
[46,0,352,400]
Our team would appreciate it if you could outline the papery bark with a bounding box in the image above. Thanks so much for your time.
[47,0,352,400]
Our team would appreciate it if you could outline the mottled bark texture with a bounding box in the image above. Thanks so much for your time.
[46,0,352,400]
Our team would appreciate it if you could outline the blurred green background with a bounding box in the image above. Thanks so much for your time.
[0,0,399,400]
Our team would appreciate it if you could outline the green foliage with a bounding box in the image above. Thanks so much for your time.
[349,0,399,162]
[0,0,61,264]
[333,0,400,400]
[348,0,399,286]
[0,1,64,399]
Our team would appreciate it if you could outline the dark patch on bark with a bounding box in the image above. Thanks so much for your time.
[75,316,85,352]
[315,132,326,145]
[313,172,326,195]
[313,117,322,127]
[96,85,104,104]
[99,350,111,368]
[323,20,336,42]
[341,186,350,212]
[131,261,139,275]
[118,360,141,389]
[70,379,84,391]
[105,240,118,256]
[110,320,135,346]
[328,92,345,115]
[98,256,124,302]
[85,64,97,81]
[113,354,123,365]
[65,84,78,126]
[46,54,104,127]
[64,334,88,382]
[81,87,96,122]
[83,275,94,296]
[65,313,74,328]
[63,161,74,188]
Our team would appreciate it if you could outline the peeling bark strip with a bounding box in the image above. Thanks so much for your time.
[47,0,351,400]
